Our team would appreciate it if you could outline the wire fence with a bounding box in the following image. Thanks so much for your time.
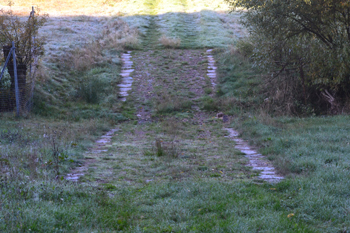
[0,7,37,116]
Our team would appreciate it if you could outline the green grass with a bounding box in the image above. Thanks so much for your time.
[214,48,262,113]
[233,115,350,177]
[2,178,342,232]
[0,181,135,232]
[216,114,350,232]
[0,115,112,177]
[123,181,321,232]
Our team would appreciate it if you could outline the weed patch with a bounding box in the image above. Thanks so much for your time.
[76,75,108,104]
[200,96,219,112]
[154,94,192,114]
[159,35,181,48]
[215,47,262,114]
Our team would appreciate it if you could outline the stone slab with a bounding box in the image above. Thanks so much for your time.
[119,92,129,97]
[120,87,132,92]
[121,69,134,73]
[118,83,133,88]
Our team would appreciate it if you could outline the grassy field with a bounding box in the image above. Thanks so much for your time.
[1,0,350,232]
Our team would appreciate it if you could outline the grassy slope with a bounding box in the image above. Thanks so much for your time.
[1,0,350,232]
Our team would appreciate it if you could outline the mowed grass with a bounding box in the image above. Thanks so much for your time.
[119,0,245,49]
[222,115,350,232]
[0,178,320,232]
[128,49,211,115]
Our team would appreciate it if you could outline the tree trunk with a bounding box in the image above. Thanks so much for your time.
[299,63,307,105]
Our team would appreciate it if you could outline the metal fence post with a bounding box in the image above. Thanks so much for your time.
[29,6,35,79]
[28,6,36,111]
[12,41,20,116]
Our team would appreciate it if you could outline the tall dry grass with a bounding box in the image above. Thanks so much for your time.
[67,41,104,72]
[100,19,140,50]
[159,35,181,48]
[64,19,140,71]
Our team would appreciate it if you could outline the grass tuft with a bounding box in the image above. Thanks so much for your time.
[76,75,108,104]
[159,35,181,48]
[154,94,192,114]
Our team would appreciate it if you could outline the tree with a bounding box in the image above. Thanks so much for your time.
[0,4,48,111]
[0,5,48,66]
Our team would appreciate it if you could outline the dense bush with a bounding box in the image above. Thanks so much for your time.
[227,0,350,114]
[76,75,108,104]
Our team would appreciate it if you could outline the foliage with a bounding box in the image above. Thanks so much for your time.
[76,75,108,104]
[0,69,11,89]
[226,0,350,114]
[0,4,48,66]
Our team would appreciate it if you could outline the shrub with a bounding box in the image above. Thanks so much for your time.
[76,75,107,104]
[201,96,219,112]
[226,0,350,114]
[0,5,47,66]
[68,41,104,72]
[235,39,254,58]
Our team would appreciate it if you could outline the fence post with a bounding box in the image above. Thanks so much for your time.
[28,6,36,111]
[12,41,20,116]
[29,6,35,79]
